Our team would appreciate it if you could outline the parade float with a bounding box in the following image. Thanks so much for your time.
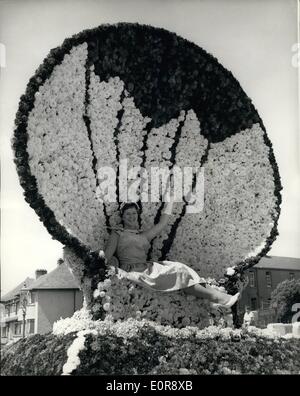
[2,24,298,376]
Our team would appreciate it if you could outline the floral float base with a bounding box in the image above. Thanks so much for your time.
[95,266,233,328]
[1,314,299,376]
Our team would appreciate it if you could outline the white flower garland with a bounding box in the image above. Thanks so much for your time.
[88,70,124,230]
[62,328,98,375]
[53,308,288,342]
[140,112,185,259]
[88,70,122,171]
[116,90,151,226]
[53,307,95,336]
[27,44,106,251]
[174,109,208,167]
[117,92,151,169]
[53,312,232,340]
[150,109,208,259]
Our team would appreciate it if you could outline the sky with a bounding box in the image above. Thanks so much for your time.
[1,0,299,296]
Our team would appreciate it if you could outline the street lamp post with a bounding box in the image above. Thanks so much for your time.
[20,284,29,339]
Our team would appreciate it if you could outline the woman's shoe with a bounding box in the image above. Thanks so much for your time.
[210,292,240,311]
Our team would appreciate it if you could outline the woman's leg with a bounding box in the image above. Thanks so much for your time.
[183,283,232,305]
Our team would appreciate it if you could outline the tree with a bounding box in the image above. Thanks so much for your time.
[270,279,300,323]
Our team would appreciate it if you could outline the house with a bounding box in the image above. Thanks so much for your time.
[237,256,300,326]
[0,277,35,345]
[1,263,83,345]
[239,256,300,311]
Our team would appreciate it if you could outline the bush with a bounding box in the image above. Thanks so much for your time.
[0,333,76,376]
[270,279,300,323]
[1,320,300,375]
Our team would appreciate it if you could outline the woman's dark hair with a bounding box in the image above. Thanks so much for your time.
[119,202,141,227]
[120,202,140,216]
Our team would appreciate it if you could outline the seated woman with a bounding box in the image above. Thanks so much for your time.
[104,199,240,309]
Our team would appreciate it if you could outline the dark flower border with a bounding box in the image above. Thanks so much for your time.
[12,23,282,292]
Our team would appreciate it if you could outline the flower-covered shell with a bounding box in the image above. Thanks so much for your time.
[13,23,281,297]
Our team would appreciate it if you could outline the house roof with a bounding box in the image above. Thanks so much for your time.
[28,263,80,290]
[1,277,34,302]
[254,256,300,271]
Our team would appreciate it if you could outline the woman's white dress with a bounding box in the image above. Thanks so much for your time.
[113,228,205,292]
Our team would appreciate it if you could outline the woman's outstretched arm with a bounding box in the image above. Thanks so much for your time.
[142,197,174,242]
[104,231,119,266]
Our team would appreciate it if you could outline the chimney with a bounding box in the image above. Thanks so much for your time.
[35,269,47,279]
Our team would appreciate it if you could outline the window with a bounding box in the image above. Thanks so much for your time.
[29,292,36,304]
[15,301,20,314]
[27,319,35,334]
[289,272,295,280]
[268,298,272,307]
[261,299,271,310]
[251,298,257,310]
[249,272,255,288]
[266,271,272,288]
[14,322,22,336]
[1,327,7,337]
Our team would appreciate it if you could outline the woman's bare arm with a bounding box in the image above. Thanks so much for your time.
[142,198,174,242]
[104,231,119,266]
